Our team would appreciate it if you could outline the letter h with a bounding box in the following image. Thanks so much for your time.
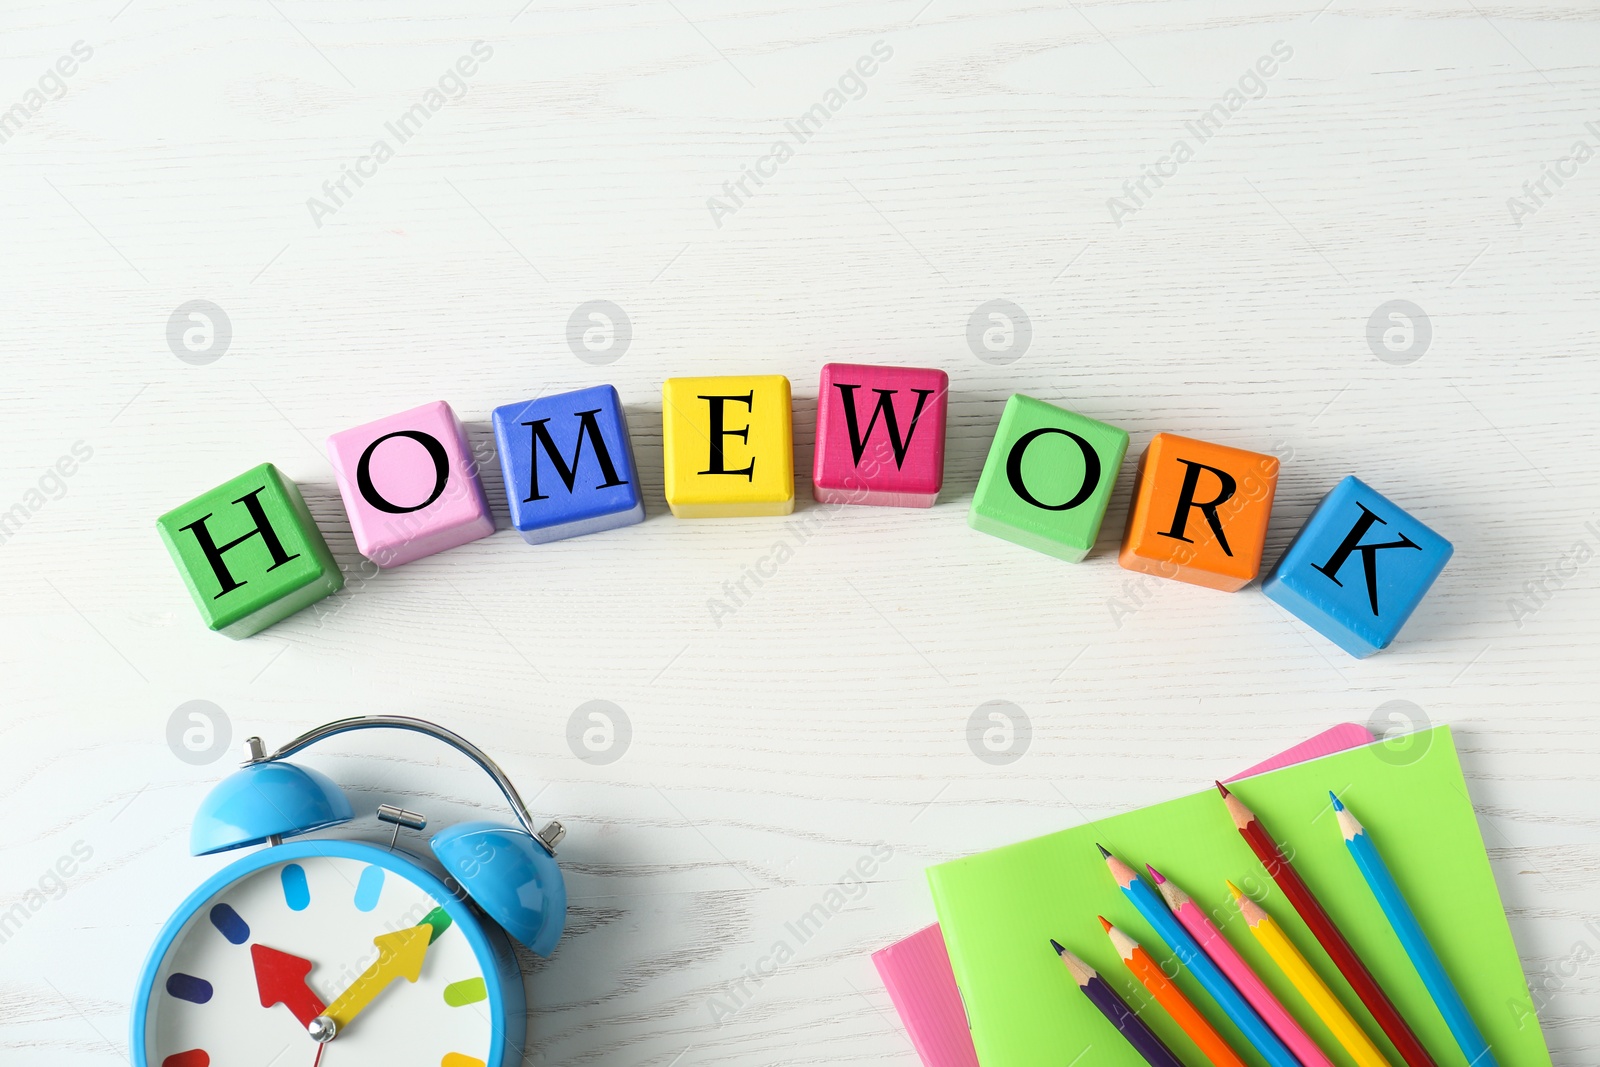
[178,488,299,597]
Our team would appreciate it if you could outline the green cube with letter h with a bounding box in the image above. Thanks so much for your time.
[157,463,343,638]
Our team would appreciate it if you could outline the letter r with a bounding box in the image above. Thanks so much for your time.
[1159,459,1237,556]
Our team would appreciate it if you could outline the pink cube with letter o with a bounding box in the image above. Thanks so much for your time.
[326,400,494,567]
[812,363,949,508]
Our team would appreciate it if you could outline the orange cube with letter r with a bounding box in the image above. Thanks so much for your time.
[1118,433,1280,592]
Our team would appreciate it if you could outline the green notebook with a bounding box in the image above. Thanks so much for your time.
[926,727,1549,1067]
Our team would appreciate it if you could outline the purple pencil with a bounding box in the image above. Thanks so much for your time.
[1051,940,1185,1067]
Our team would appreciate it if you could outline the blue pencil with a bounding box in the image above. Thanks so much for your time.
[1099,845,1305,1067]
[1333,795,1498,1067]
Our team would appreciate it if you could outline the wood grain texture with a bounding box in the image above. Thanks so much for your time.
[0,0,1597,1064]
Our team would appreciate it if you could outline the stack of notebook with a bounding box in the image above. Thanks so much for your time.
[874,725,1551,1067]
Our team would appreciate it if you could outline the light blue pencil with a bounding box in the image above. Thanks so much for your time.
[1332,794,1498,1067]
[1099,845,1305,1067]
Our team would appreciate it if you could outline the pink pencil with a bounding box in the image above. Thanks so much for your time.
[1149,866,1334,1067]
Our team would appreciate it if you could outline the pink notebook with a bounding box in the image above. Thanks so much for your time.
[872,723,1377,1067]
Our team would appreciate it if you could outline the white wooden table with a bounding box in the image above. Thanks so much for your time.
[1,1,1596,1063]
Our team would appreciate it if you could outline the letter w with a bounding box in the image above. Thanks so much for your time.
[834,385,933,468]
[523,409,626,501]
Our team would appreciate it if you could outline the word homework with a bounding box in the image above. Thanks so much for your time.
[157,364,1451,657]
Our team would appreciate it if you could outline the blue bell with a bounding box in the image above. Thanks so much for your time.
[432,821,567,957]
[190,760,353,856]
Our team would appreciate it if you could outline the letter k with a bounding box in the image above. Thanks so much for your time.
[1312,503,1421,615]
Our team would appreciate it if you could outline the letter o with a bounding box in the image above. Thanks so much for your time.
[1005,428,1101,511]
[356,430,450,514]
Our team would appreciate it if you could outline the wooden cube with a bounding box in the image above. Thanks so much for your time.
[156,463,343,639]
[492,385,644,544]
[1118,433,1280,591]
[326,401,493,567]
[1263,475,1453,657]
[969,395,1128,563]
[813,363,949,508]
[662,375,793,517]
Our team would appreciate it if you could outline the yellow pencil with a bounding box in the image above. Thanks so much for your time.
[1226,881,1394,1067]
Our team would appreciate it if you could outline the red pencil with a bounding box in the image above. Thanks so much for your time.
[1216,782,1436,1067]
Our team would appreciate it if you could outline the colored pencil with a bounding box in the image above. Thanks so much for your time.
[1051,939,1186,1067]
[1101,916,1249,1067]
[1333,795,1498,1067]
[1150,864,1335,1067]
[1215,782,1438,1067]
[1100,845,1302,1067]
[1228,882,1395,1067]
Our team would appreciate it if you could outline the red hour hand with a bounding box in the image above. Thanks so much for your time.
[251,944,327,1029]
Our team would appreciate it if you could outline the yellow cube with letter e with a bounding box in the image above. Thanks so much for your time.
[663,375,794,517]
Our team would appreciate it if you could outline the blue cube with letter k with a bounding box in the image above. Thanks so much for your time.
[1263,475,1452,657]
[492,385,645,544]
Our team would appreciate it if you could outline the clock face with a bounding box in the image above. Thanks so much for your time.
[139,845,502,1067]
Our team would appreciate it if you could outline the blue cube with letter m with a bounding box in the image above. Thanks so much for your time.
[492,385,645,545]
[1263,475,1452,658]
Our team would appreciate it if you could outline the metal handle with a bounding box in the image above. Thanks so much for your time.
[255,715,562,854]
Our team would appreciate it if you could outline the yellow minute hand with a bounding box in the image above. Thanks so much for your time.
[324,925,431,1031]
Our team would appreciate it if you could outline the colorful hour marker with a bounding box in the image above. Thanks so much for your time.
[164,973,213,1004]
[354,864,385,912]
[443,977,487,1006]
[161,1051,210,1067]
[280,863,310,911]
[421,904,453,943]
[207,902,249,945]
[441,1055,486,1067]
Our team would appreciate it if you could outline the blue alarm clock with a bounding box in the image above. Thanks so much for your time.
[131,716,568,1067]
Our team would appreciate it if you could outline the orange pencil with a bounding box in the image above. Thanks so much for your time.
[1100,917,1249,1067]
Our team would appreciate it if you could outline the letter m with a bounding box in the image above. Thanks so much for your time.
[523,409,627,501]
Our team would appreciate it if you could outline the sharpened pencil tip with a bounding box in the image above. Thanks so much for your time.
[1096,843,1112,859]
[1215,780,1232,798]
[1097,915,1112,933]
[1049,938,1066,955]
[1329,791,1345,811]
[1224,879,1243,901]
[1145,863,1166,884]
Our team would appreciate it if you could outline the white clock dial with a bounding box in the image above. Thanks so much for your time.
[143,851,496,1067]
